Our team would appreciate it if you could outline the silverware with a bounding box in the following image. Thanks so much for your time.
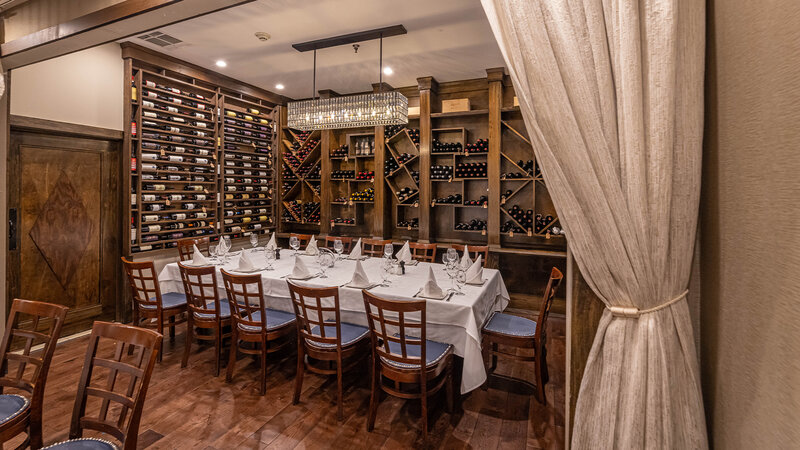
[445,292,454,302]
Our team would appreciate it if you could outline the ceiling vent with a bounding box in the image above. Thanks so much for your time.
[137,31,182,47]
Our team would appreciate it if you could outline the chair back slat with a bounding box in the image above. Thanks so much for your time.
[121,258,162,311]
[177,237,210,262]
[409,242,437,263]
[362,291,426,372]
[451,244,489,266]
[220,270,266,331]
[178,263,223,321]
[290,234,312,249]
[363,239,391,258]
[535,267,564,342]
[70,322,161,450]
[0,299,68,399]
[287,282,342,348]
[324,236,353,253]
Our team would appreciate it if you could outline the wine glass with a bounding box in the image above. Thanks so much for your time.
[380,259,393,286]
[218,238,229,263]
[333,239,344,260]
[250,233,259,249]
[446,248,458,266]
[454,269,466,295]
[289,236,300,255]
[317,250,334,278]
[264,248,275,270]
[384,243,394,259]
[441,252,451,269]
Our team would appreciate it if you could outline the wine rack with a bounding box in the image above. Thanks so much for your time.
[124,58,279,255]
[279,127,321,227]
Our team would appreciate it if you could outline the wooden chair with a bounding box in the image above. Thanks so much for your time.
[362,239,392,258]
[121,257,187,361]
[323,236,353,254]
[0,299,68,449]
[451,244,489,266]
[178,263,232,376]
[177,236,210,262]
[221,270,296,395]
[409,242,437,263]
[481,267,563,403]
[44,322,162,450]
[289,233,312,249]
[288,282,370,421]
[362,291,454,444]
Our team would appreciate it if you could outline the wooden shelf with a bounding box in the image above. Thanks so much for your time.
[431,109,489,119]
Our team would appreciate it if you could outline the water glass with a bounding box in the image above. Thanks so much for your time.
[264,248,275,270]
[454,269,466,295]
[333,239,344,259]
[250,233,259,249]
[446,248,458,265]
[384,243,394,259]
[289,236,300,255]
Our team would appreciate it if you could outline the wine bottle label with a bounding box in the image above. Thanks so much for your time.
[143,215,159,222]
[167,175,180,181]
[142,153,158,160]
[172,213,187,220]
[173,117,185,123]
[152,184,165,191]
[195,212,207,218]
[142,194,156,201]
[224,219,233,224]
[143,111,157,118]
[196,149,209,156]
[195,195,207,201]
[168,106,179,113]
[168,155,183,162]
[142,174,155,180]
[195,158,209,164]
[146,91,157,98]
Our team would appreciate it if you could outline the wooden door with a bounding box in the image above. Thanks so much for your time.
[8,130,121,334]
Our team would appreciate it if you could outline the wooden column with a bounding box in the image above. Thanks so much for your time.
[417,76,438,243]
[277,106,288,234]
[372,82,393,238]
[317,89,340,236]
[487,68,505,248]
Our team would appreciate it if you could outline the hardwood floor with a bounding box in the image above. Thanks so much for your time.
[6,310,565,449]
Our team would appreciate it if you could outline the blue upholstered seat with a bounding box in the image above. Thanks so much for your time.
[42,437,117,449]
[305,322,369,349]
[193,299,231,319]
[143,292,187,310]
[237,309,295,332]
[483,312,537,337]
[0,394,29,425]
[380,336,452,369]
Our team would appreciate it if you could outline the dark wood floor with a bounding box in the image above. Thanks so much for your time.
[8,310,565,449]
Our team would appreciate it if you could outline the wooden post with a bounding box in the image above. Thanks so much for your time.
[372,82,394,238]
[417,76,438,243]
[317,89,339,236]
[487,68,505,248]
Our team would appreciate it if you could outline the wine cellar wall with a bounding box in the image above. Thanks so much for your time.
[122,46,282,255]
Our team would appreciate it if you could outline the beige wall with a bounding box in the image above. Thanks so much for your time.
[10,43,123,130]
[701,0,800,447]
[1,0,126,42]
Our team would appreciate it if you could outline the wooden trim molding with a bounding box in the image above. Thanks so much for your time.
[9,115,124,141]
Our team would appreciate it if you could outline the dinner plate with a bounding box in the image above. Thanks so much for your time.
[286,274,316,280]
[181,261,213,267]
[232,267,268,273]
[413,289,448,300]
[466,279,487,286]
[342,282,381,290]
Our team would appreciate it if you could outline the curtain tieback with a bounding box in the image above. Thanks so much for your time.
[607,290,689,318]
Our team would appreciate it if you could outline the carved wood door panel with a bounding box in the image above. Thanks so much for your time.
[8,130,120,333]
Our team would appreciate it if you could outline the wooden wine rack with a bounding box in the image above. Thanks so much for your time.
[123,45,283,255]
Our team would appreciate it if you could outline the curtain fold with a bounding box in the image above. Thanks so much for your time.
[480,0,707,447]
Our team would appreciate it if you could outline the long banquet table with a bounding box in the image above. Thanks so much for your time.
[158,250,510,393]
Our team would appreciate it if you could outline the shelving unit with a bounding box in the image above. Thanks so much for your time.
[123,51,281,255]
[279,127,321,228]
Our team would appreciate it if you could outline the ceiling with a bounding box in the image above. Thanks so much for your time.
[121,0,506,99]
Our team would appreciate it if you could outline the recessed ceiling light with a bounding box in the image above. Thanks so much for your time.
[383,67,393,75]
[215,60,227,68]
[275,84,285,90]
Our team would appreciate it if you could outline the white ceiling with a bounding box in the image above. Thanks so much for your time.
[122,0,506,99]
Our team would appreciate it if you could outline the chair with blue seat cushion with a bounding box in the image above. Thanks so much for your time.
[221,270,296,395]
[41,322,161,450]
[481,267,563,404]
[177,236,210,262]
[362,290,454,445]
[178,263,233,376]
[122,257,188,362]
[0,299,68,449]
[288,282,370,421]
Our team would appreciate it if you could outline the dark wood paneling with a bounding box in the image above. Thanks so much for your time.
[9,115,123,140]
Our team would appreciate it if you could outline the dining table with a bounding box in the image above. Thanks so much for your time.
[157,248,511,393]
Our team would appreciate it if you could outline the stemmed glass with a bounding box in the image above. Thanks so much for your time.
[446,248,458,267]
[217,237,230,264]
[333,239,344,260]
[317,250,334,278]
[250,233,259,249]
[384,243,394,260]
[380,258,393,286]
[264,248,276,270]
[289,236,300,256]
[453,269,466,295]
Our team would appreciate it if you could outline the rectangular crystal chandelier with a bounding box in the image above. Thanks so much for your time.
[287,91,408,131]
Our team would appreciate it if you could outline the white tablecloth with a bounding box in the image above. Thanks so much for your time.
[158,251,510,393]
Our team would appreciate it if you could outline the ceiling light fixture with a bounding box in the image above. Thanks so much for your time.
[287,25,408,131]
[215,60,227,68]
[383,67,393,75]
[275,83,285,90]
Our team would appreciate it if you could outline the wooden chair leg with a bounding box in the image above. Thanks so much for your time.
[293,341,305,405]
[214,326,222,377]
[157,316,164,362]
[169,315,176,342]
[259,338,268,395]
[182,317,193,369]
[226,328,238,383]
[446,362,454,413]
[535,355,546,405]
[481,337,489,390]
[367,360,379,432]
[336,356,344,422]
[29,415,43,449]
[490,342,498,372]
[420,384,428,445]
[128,308,140,355]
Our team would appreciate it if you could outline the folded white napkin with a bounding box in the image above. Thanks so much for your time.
[465,255,483,284]
[348,260,372,288]
[191,244,209,266]
[265,232,277,250]
[460,247,473,270]
[348,238,363,259]
[305,235,319,256]
[420,266,445,298]
[396,241,413,264]
[236,250,256,272]
[290,256,312,278]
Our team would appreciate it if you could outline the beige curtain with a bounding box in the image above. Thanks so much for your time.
[480,0,707,448]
